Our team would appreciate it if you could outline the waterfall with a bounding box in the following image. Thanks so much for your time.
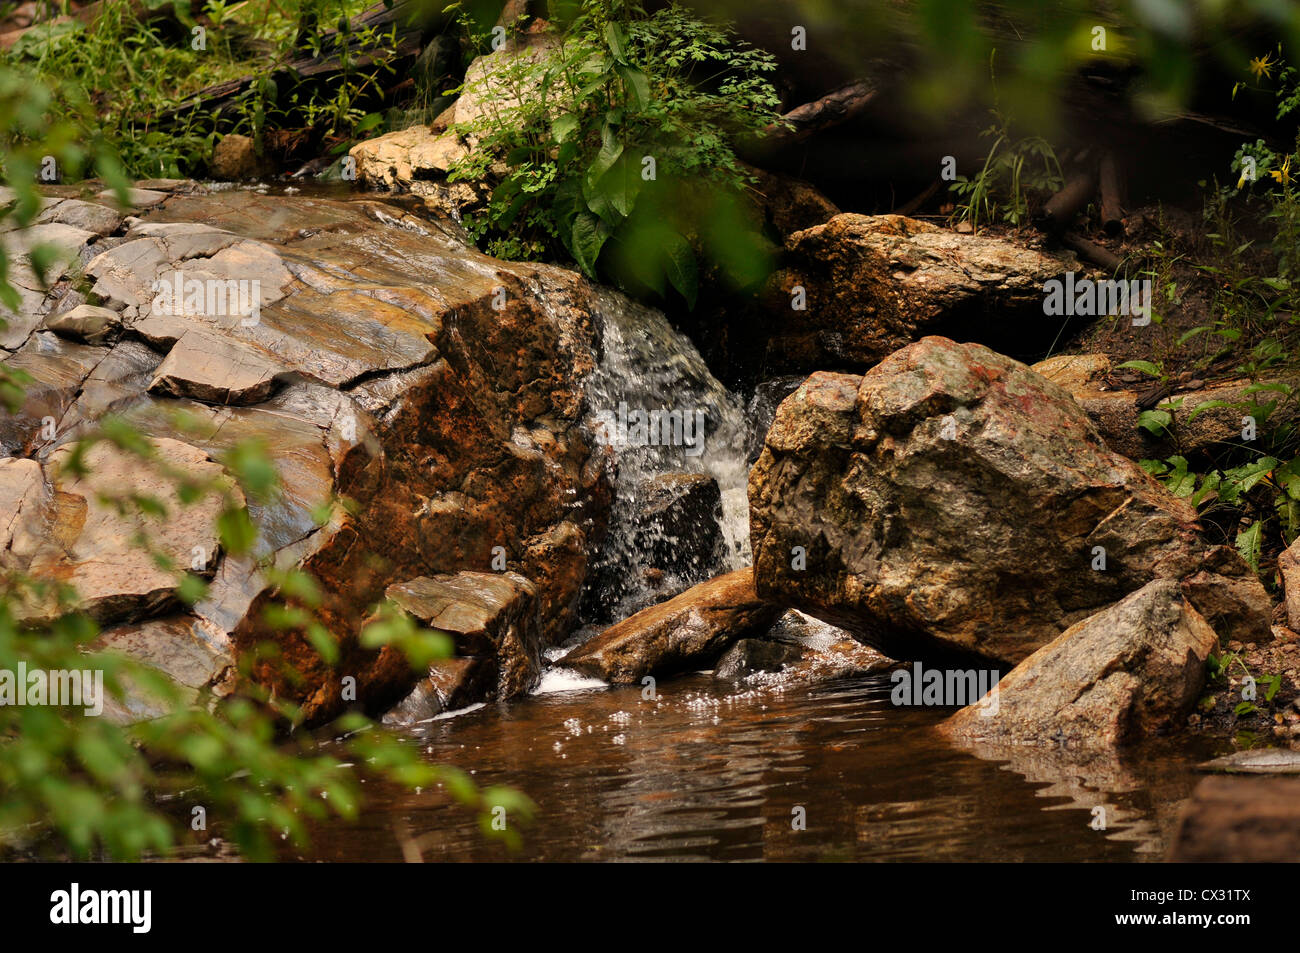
[579,287,752,624]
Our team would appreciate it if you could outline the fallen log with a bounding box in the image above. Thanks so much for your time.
[1039,167,1097,233]
[1062,231,1124,273]
[754,80,878,151]
[158,0,435,125]
[1099,152,1124,236]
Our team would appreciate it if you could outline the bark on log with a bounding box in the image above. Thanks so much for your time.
[755,80,878,151]
[1039,168,1097,233]
[1062,232,1124,273]
[1099,152,1124,236]
[159,0,432,124]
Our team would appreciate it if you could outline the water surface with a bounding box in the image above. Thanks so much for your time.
[296,671,1221,862]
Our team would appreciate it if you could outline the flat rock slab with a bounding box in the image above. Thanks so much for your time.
[17,437,243,625]
[385,571,542,698]
[939,580,1217,748]
[149,328,283,405]
[560,567,782,683]
[1168,775,1300,861]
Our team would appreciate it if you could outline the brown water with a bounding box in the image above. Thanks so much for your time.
[292,671,1224,862]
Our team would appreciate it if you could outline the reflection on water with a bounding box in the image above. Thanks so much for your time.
[295,672,1221,862]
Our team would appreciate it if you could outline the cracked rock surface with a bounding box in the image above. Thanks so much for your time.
[1,183,622,722]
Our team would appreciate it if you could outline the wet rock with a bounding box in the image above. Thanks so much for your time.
[148,328,283,405]
[210,134,260,180]
[745,375,806,462]
[1032,352,1300,460]
[92,615,235,723]
[561,568,781,683]
[385,571,542,699]
[1168,775,1300,861]
[16,437,242,625]
[713,637,803,680]
[2,185,645,724]
[381,656,492,725]
[0,332,108,454]
[763,214,1074,372]
[45,303,120,343]
[749,336,1257,665]
[640,473,722,561]
[939,580,1216,748]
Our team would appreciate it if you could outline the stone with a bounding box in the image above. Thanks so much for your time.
[749,336,1255,665]
[16,437,242,625]
[1032,352,1300,460]
[95,187,167,209]
[381,656,492,725]
[148,328,283,405]
[385,571,542,699]
[1278,536,1300,633]
[210,134,260,180]
[763,214,1074,372]
[560,568,781,683]
[713,637,803,680]
[349,125,469,190]
[92,615,235,723]
[938,580,1217,748]
[1199,748,1300,774]
[45,303,120,342]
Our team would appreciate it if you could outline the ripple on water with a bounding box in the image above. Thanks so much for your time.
[292,671,1215,862]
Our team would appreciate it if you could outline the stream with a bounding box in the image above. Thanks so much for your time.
[289,284,1224,863]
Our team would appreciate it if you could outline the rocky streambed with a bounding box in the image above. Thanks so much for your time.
[2,173,1292,861]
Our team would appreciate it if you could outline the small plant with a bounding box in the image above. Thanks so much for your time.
[949,53,1063,232]
[445,0,784,306]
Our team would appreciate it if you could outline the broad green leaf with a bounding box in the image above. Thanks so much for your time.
[1236,520,1264,575]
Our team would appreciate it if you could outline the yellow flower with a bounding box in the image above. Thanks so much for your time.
[1272,154,1292,186]
[1250,53,1277,81]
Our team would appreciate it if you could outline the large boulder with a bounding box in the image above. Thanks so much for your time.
[1,185,641,723]
[749,336,1268,665]
[938,580,1217,747]
[559,567,781,683]
[762,214,1074,372]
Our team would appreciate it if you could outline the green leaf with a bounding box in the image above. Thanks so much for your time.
[1116,360,1162,379]
[1186,399,1231,422]
[570,212,610,278]
[660,231,698,308]
[550,113,580,144]
[616,65,650,109]
[1236,520,1264,575]
[1137,408,1173,436]
[603,22,628,63]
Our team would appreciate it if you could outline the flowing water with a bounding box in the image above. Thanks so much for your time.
[286,288,1225,863]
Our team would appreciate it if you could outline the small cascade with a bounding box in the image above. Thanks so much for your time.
[578,287,753,625]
